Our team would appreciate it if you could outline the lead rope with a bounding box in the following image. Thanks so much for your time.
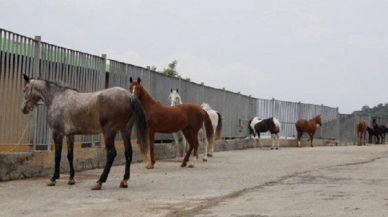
[7,114,33,152]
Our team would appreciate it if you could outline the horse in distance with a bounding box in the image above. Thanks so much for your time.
[249,117,281,149]
[169,89,187,161]
[295,115,322,147]
[356,121,367,146]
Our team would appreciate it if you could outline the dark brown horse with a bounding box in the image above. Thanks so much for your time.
[295,115,322,147]
[356,121,367,146]
[129,77,214,169]
[21,75,149,190]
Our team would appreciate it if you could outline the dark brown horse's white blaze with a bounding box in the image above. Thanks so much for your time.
[295,115,322,147]
[356,121,367,146]
[21,75,149,190]
[129,77,214,168]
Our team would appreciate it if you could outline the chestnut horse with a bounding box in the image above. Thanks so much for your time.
[356,121,367,146]
[295,115,322,147]
[129,77,214,169]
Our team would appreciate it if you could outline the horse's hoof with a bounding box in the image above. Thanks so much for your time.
[271,147,274,150]
[68,179,76,185]
[203,158,208,162]
[91,183,102,190]
[207,154,213,157]
[188,163,195,168]
[311,146,314,148]
[146,164,154,169]
[181,162,187,167]
[276,148,278,150]
[47,180,56,186]
[120,180,128,188]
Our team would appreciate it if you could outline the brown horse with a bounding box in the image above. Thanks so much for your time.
[356,121,367,146]
[295,115,322,147]
[129,77,214,169]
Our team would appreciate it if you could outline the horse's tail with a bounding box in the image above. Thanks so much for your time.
[215,112,222,140]
[248,119,254,136]
[204,112,214,144]
[273,117,281,133]
[130,96,150,164]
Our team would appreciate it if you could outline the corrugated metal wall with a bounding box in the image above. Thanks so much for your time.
[1,28,384,150]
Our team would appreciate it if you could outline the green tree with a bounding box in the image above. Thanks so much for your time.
[146,65,157,71]
[162,60,179,77]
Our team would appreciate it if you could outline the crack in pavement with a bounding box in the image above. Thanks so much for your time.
[165,155,387,217]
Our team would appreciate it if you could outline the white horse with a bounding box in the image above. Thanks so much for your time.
[169,89,187,161]
[249,117,281,149]
[201,103,223,161]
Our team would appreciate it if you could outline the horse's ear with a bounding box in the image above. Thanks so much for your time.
[171,89,173,93]
[176,89,179,93]
[137,77,141,83]
[23,74,30,83]
[129,77,133,83]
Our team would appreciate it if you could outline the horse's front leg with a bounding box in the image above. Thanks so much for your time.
[173,132,181,161]
[309,133,314,147]
[48,132,64,186]
[92,133,117,190]
[270,134,275,150]
[66,135,76,185]
[297,132,302,147]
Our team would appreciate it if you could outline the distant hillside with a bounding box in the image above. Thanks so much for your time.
[353,103,388,117]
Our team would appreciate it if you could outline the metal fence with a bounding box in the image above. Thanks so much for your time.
[0,28,382,151]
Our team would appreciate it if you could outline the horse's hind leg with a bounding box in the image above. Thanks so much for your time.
[147,131,156,169]
[203,127,209,161]
[67,135,76,185]
[92,132,117,190]
[270,134,275,150]
[276,134,280,150]
[120,128,133,188]
[189,130,199,168]
[48,132,64,186]
[181,128,193,167]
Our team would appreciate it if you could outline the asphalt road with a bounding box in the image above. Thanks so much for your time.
[1,145,388,217]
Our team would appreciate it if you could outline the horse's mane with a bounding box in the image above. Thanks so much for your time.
[33,78,79,92]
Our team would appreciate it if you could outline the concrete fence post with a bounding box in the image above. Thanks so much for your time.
[101,54,107,89]
[336,107,340,142]
[32,36,41,151]
[201,82,205,103]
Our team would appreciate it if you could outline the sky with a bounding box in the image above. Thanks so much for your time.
[1,0,387,114]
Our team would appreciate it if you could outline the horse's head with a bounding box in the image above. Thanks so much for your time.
[315,115,322,126]
[21,74,41,114]
[169,89,181,106]
[129,77,142,98]
[372,118,377,126]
